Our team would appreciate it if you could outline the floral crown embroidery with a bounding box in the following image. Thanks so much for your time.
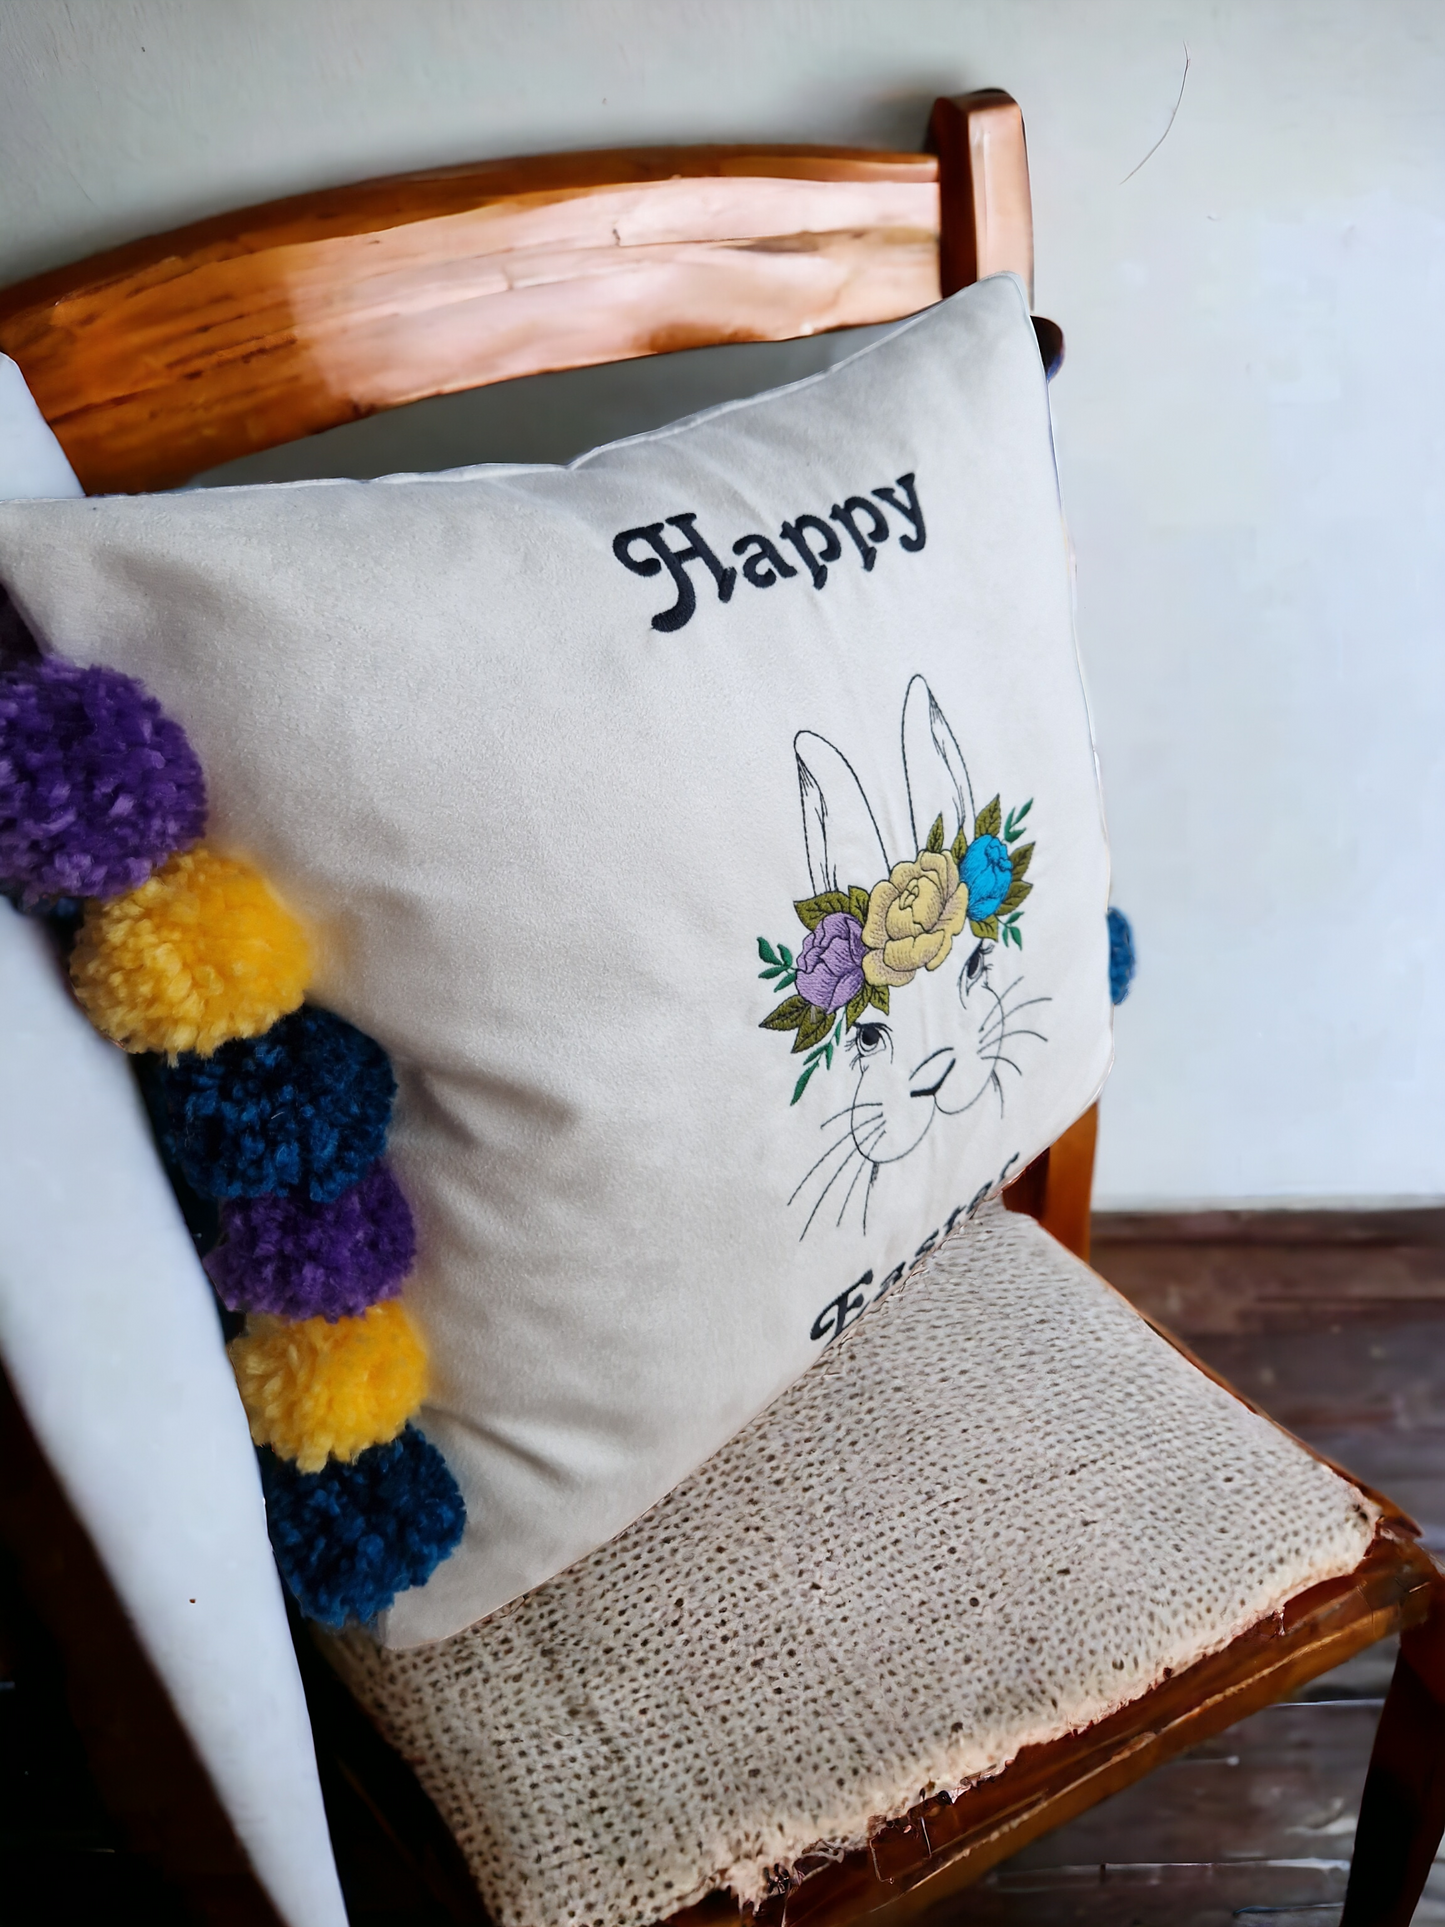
[759,776,1034,1107]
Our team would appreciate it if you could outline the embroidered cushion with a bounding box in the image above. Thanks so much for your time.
[0,275,1112,1647]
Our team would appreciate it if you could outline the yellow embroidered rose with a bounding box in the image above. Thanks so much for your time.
[861,850,970,987]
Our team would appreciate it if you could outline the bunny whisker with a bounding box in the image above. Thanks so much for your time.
[861,1161,882,1233]
[836,1144,877,1227]
[788,1129,864,1206]
[985,993,1052,1034]
[1000,1004,1052,1031]
[819,1100,882,1130]
[799,1135,878,1240]
[987,1026,1049,1048]
[989,1052,1024,1078]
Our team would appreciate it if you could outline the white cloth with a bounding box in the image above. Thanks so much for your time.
[0,280,1113,1646]
[0,356,84,501]
[0,355,345,1927]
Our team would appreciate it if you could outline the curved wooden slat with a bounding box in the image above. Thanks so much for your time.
[0,145,941,493]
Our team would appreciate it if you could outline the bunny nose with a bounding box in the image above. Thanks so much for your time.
[910,1048,956,1100]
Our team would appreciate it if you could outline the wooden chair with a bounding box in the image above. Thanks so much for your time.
[1,90,1441,1927]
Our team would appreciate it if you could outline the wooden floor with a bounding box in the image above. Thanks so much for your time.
[3,1209,1443,1925]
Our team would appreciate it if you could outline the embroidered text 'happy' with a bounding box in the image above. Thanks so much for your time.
[612,472,925,632]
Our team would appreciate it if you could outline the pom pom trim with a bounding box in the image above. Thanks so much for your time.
[206,1161,416,1320]
[37,652,464,1619]
[229,1300,429,1472]
[71,844,310,1055]
[259,1425,466,1626]
[0,658,206,902]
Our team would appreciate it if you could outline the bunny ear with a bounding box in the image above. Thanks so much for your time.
[901,674,975,852]
[794,731,889,894]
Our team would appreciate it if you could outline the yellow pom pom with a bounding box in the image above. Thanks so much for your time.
[228,1301,428,1472]
[70,844,310,1056]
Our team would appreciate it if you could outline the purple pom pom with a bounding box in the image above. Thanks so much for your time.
[0,658,206,902]
[205,1161,416,1321]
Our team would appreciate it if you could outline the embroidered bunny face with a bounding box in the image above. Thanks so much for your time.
[758,676,1049,1238]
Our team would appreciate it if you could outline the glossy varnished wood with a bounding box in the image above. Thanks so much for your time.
[1003,1105,1098,1263]
[0,144,943,494]
[927,93,1034,304]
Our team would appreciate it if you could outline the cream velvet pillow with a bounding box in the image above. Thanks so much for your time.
[0,275,1111,1648]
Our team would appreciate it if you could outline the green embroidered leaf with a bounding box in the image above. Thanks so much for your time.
[1008,922,1025,949]
[950,825,969,864]
[791,1061,819,1105]
[926,813,945,854]
[848,885,871,924]
[760,995,810,1033]
[805,1043,830,1064]
[779,944,794,966]
[1008,843,1034,883]
[867,982,890,1015]
[970,916,1000,940]
[1004,798,1033,840]
[757,937,778,964]
[975,795,1003,839]
[845,990,869,1032]
[998,878,1033,916]
[794,890,851,931]
[834,1017,844,1043]
[793,1003,836,1053]
[823,1043,834,1069]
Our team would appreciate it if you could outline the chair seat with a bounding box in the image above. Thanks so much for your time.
[325,1204,1377,1927]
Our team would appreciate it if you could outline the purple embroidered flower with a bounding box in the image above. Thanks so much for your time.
[795,909,865,1012]
[0,659,206,903]
[960,833,1014,921]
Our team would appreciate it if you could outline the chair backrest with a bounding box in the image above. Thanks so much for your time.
[0,91,1033,494]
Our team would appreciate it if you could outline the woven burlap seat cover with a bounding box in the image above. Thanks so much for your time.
[325,1206,1375,1927]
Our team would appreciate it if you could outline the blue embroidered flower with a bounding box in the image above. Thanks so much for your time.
[960,833,1013,920]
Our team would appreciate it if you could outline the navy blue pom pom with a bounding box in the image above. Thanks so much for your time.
[1107,906,1136,1006]
[258,1425,466,1626]
[155,1005,395,1202]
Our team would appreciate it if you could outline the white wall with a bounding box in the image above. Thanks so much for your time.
[2,0,1441,1207]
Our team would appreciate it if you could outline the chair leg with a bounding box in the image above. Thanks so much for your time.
[1341,1584,1445,1926]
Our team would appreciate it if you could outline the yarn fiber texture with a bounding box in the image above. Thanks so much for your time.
[0,659,206,903]
[259,1426,466,1627]
[229,1300,428,1472]
[206,1161,416,1321]
[1107,906,1136,1006]
[71,844,309,1054]
[155,1005,395,1202]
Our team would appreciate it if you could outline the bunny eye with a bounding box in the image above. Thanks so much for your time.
[963,941,991,984]
[853,1022,891,1057]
